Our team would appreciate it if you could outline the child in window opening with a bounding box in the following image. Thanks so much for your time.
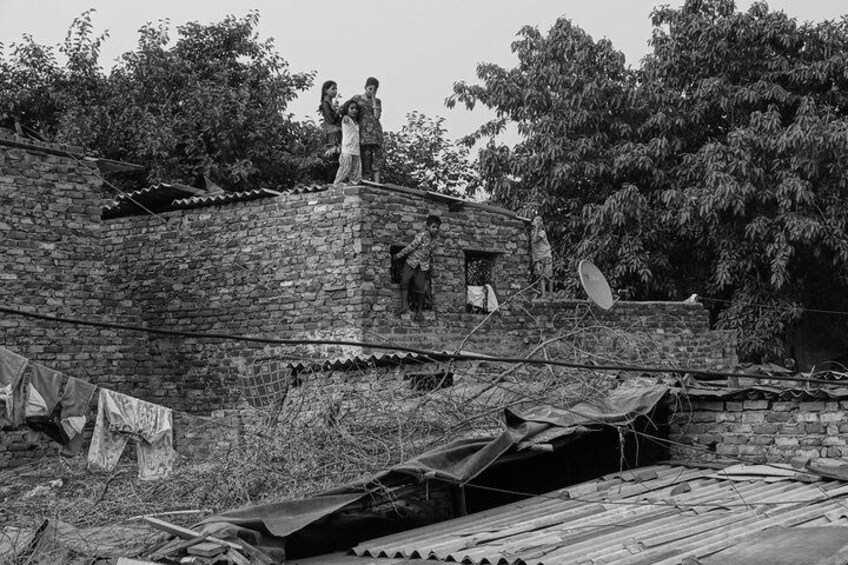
[318,80,342,153]
[333,100,362,185]
[394,215,441,321]
[531,215,553,295]
[353,77,383,183]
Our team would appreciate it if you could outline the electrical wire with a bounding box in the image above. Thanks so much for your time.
[2,303,842,386]
[699,295,848,317]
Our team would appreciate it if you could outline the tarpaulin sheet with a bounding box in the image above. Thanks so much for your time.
[202,384,668,545]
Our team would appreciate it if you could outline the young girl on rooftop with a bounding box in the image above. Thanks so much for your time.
[318,80,341,151]
[333,100,362,185]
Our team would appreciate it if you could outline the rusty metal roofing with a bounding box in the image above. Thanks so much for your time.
[170,188,281,210]
[681,384,848,401]
[102,183,330,219]
[352,464,848,565]
[102,183,206,218]
[288,350,490,372]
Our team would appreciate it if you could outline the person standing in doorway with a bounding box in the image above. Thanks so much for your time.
[394,215,441,322]
[353,77,383,183]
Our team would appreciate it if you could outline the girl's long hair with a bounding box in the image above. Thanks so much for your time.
[340,99,360,122]
[317,80,337,113]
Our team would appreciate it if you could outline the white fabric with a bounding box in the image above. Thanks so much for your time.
[467,286,486,309]
[25,384,49,417]
[61,416,87,439]
[467,285,500,312]
[485,284,500,312]
[340,115,360,156]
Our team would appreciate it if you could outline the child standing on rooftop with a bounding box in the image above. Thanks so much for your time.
[318,80,341,150]
[531,215,553,295]
[333,100,362,185]
[353,77,383,183]
[394,215,441,321]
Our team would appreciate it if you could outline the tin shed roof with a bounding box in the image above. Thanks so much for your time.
[352,463,848,565]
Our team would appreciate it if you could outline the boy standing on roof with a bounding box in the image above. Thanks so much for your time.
[393,215,442,321]
[531,215,553,296]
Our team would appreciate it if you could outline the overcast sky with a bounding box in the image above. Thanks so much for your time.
[1,1,845,142]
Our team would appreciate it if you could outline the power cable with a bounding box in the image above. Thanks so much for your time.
[1,304,841,386]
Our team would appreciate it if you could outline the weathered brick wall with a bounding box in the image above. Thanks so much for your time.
[1,140,738,470]
[0,138,161,468]
[667,394,848,464]
[512,300,738,369]
[102,185,370,413]
[100,184,736,412]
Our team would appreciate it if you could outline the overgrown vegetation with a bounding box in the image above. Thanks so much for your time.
[449,0,848,361]
[4,1,847,358]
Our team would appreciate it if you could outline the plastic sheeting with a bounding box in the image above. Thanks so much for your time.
[201,384,669,552]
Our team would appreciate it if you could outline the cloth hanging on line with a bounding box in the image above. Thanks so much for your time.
[485,284,499,312]
[88,388,175,480]
[25,363,64,420]
[58,376,98,453]
[1,347,29,428]
[25,372,98,456]
[466,285,500,313]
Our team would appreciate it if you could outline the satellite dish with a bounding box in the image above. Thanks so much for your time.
[578,260,614,310]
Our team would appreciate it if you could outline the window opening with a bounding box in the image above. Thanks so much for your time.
[391,245,433,310]
[465,251,498,313]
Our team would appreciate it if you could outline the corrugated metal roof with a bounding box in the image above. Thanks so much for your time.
[352,464,848,565]
[288,350,490,372]
[102,182,206,218]
[102,183,330,219]
[170,188,281,210]
[681,384,848,401]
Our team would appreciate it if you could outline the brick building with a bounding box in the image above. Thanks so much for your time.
[0,133,738,468]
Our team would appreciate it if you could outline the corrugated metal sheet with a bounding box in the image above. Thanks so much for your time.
[683,384,848,401]
[102,183,205,218]
[288,350,491,372]
[352,464,848,565]
[102,183,330,219]
[170,187,281,210]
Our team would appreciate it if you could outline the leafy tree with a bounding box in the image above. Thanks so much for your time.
[449,0,848,361]
[382,111,478,195]
[0,10,109,138]
[0,11,316,190]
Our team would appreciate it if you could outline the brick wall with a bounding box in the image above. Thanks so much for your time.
[0,138,738,469]
[0,138,164,468]
[667,394,848,464]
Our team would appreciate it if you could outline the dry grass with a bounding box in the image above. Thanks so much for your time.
[0,313,684,561]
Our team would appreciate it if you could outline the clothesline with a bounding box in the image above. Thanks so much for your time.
[1,345,182,480]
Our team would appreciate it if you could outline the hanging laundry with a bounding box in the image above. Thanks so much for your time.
[466,285,487,310]
[485,284,500,312]
[24,372,97,457]
[466,285,500,313]
[0,347,29,428]
[58,376,97,455]
[88,389,175,480]
[25,363,64,421]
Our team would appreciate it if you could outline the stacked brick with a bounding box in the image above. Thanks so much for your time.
[667,395,848,464]
[0,138,162,468]
[1,138,739,469]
